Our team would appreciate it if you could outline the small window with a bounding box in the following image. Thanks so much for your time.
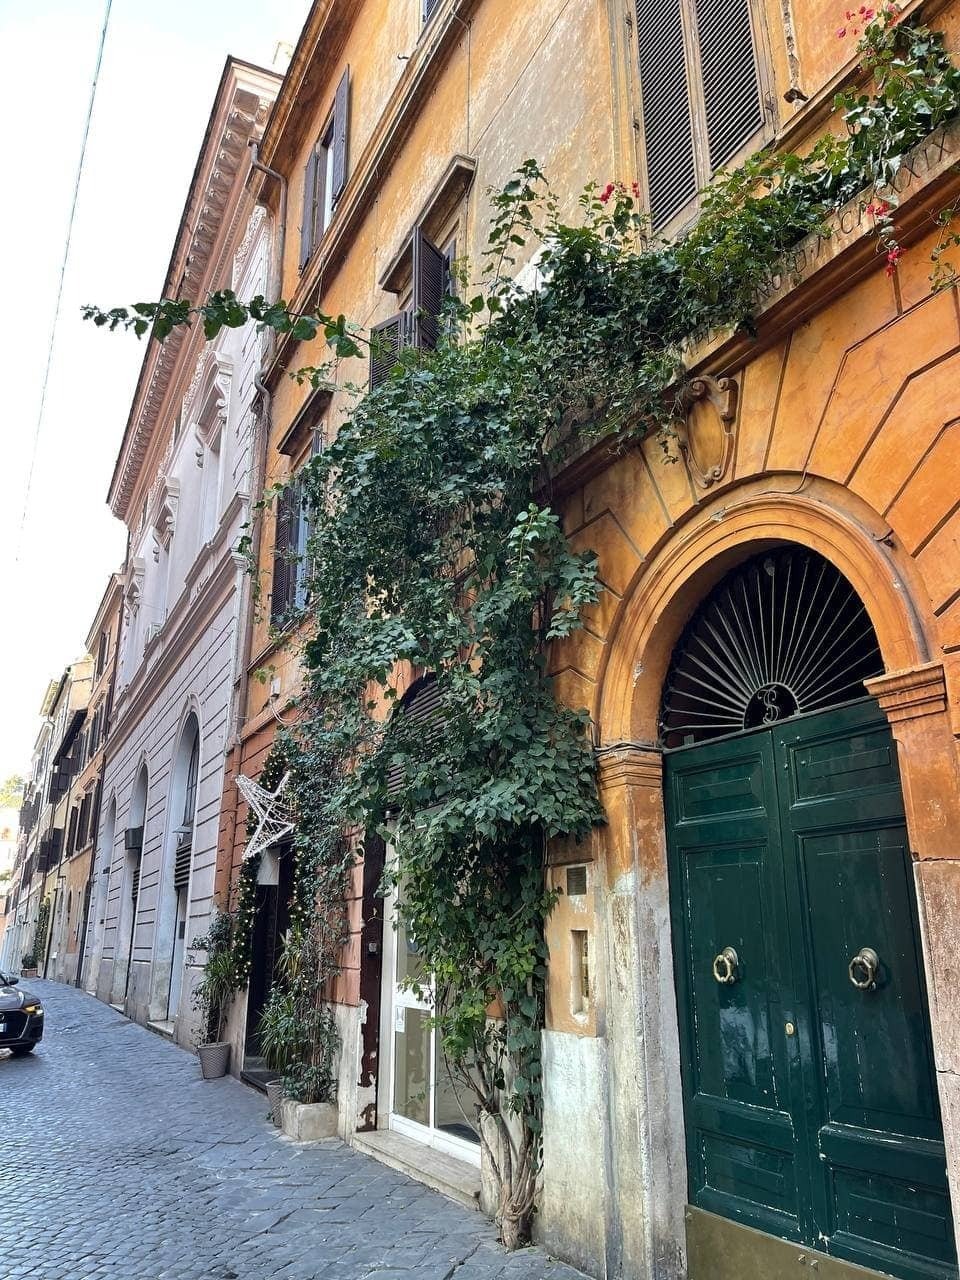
[571,930,590,1016]
[634,0,767,229]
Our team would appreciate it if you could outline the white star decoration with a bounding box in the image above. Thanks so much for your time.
[236,771,294,861]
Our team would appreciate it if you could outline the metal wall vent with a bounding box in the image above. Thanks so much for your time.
[659,548,884,748]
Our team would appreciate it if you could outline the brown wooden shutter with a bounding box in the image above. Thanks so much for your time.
[369,312,408,389]
[271,485,297,622]
[331,67,350,203]
[695,0,763,171]
[386,677,443,798]
[412,227,447,351]
[635,0,697,228]
[299,148,319,270]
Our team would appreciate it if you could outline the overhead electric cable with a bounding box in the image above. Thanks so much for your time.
[15,0,113,564]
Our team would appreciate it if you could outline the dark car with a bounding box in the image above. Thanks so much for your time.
[0,971,44,1056]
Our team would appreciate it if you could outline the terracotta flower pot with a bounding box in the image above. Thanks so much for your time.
[197,1041,231,1079]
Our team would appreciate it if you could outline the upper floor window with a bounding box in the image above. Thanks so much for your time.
[635,0,768,230]
[299,68,350,270]
[369,228,454,388]
[423,0,440,23]
[95,628,109,679]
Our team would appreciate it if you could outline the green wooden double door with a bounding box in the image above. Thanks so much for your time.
[665,700,956,1280]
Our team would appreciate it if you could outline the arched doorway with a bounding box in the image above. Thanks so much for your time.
[120,766,148,1003]
[162,715,200,1022]
[661,548,954,1280]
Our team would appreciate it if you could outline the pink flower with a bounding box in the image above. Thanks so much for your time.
[884,245,903,275]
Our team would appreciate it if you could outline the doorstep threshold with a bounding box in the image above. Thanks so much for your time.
[146,1019,175,1040]
[351,1130,480,1211]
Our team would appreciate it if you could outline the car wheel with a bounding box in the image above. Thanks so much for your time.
[10,1045,34,1056]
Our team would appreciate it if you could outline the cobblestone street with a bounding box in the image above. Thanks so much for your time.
[0,981,586,1280]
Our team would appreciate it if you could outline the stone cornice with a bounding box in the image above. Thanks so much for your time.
[107,62,280,522]
[866,662,949,724]
[596,743,663,792]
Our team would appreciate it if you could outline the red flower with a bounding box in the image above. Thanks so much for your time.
[884,245,903,275]
[837,25,847,36]
[599,182,616,205]
[631,181,641,199]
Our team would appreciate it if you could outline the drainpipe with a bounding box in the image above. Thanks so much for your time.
[248,142,286,307]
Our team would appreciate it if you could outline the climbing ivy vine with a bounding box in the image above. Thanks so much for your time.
[85,7,960,1245]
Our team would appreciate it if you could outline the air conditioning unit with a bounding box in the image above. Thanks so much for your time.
[124,825,144,852]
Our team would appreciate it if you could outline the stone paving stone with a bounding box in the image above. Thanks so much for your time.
[0,980,588,1280]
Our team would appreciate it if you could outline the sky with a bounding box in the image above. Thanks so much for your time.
[0,0,311,785]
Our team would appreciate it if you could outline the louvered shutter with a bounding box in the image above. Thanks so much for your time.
[271,485,297,623]
[412,228,447,351]
[695,0,763,170]
[67,807,78,855]
[331,67,350,203]
[369,313,408,389]
[299,148,319,270]
[131,858,141,907]
[386,677,444,798]
[173,835,192,891]
[635,0,698,228]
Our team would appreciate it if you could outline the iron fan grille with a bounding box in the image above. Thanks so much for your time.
[659,548,884,748]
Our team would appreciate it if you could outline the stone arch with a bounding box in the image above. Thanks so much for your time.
[597,476,934,747]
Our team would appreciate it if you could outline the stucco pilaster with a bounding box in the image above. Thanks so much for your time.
[868,662,960,1247]
[592,745,686,1280]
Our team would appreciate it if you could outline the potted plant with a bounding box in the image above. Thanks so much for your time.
[190,911,236,1080]
[20,951,38,978]
[258,924,340,1140]
[256,987,296,1125]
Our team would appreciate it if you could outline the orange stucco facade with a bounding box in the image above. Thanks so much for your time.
[212,2,960,1276]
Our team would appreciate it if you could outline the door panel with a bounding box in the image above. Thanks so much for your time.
[666,701,956,1280]
[667,734,804,1236]
[774,703,953,1278]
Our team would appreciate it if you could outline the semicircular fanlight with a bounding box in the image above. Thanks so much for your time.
[659,547,884,749]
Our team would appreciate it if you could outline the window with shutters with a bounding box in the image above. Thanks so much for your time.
[95,628,108,678]
[633,0,771,231]
[270,455,317,626]
[369,227,453,389]
[299,67,350,271]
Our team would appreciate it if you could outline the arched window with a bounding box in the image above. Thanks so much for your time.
[182,734,199,830]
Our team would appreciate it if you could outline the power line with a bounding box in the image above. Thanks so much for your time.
[15,0,113,565]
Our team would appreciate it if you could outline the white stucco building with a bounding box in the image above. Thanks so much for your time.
[84,61,280,1044]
